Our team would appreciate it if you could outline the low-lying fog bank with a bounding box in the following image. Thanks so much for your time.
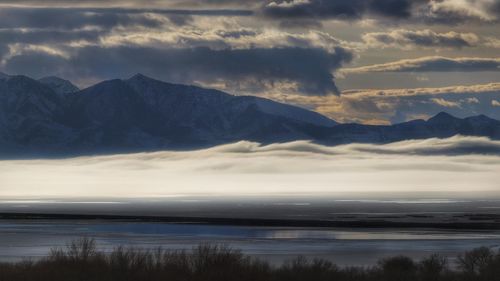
[0,136,499,201]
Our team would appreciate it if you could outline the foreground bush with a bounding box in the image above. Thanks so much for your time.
[1,238,500,281]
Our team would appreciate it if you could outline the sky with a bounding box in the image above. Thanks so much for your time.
[0,0,499,124]
[1,136,499,200]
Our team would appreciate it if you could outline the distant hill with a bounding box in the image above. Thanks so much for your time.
[0,73,499,158]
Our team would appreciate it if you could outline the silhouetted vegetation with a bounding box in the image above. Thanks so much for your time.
[1,238,500,281]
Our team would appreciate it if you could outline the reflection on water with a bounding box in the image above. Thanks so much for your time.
[264,229,500,240]
[2,220,500,266]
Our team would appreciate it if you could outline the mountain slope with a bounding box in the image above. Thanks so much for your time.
[311,112,500,145]
[58,75,338,151]
[125,74,336,128]
[0,74,498,157]
[39,76,79,95]
[0,75,75,154]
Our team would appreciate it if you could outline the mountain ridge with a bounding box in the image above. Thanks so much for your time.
[0,73,499,158]
[38,76,80,95]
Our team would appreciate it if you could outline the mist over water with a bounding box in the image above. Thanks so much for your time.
[0,136,499,202]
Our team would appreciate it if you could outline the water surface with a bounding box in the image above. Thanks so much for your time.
[2,220,500,266]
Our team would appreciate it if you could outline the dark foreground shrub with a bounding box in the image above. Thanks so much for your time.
[378,255,417,281]
[0,238,499,281]
[277,256,340,281]
[419,254,448,281]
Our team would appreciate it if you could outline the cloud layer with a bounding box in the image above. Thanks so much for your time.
[343,57,500,74]
[262,0,422,20]
[362,29,480,49]
[2,0,500,25]
[0,136,498,199]
[265,83,500,124]
[262,0,500,24]
[4,46,352,95]
[0,7,355,95]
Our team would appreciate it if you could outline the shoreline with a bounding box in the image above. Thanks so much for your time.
[2,212,500,230]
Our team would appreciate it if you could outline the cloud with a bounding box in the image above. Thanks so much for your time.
[0,2,497,102]
[485,37,500,48]
[3,45,352,95]
[0,9,351,53]
[262,0,422,20]
[263,83,500,124]
[345,135,500,156]
[362,29,480,50]
[0,0,260,9]
[216,29,257,39]
[342,57,500,74]
[0,29,105,47]
[431,98,462,108]
[425,0,500,23]
[99,27,350,52]
[465,97,480,104]
[0,7,170,29]
[0,136,498,200]
[1,0,500,25]
[209,136,500,156]
[0,5,355,96]
[261,0,500,24]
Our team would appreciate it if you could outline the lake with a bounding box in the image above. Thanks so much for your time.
[2,220,500,266]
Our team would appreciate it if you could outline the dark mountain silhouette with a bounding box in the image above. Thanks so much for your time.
[38,76,80,95]
[0,73,499,158]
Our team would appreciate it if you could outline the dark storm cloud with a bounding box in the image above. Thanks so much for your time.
[261,0,422,20]
[165,14,194,26]
[0,8,163,29]
[171,0,261,8]
[0,0,258,7]
[278,19,324,29]
[216,29,257,39]
[0,29,104,45]
[0,4,352,96]
[0,7,252,29]
[0,0,422,21]
[2,0,500,25]
[4,50,68,77]
[261,0,500,25]
[362,30,480,49]
[4,46,353,95]
[367,0,416,18]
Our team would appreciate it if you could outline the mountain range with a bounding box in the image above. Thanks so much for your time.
[0,72,499,158]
